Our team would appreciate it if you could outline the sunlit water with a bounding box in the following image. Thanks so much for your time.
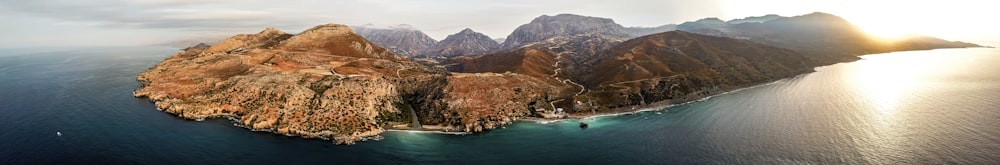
[1,47,998,164]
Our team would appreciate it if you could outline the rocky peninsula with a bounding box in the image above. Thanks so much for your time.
[136,13,980,144]
[135,24,562,144]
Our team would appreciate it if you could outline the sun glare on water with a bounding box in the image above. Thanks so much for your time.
[845,51,953,116]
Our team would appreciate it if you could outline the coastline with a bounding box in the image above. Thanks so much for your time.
[575,75,798,120]
[137,47,990,139]
[385,47,997,134]
[391,72,808,134]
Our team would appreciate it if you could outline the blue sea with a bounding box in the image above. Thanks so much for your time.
[2,47,999,164]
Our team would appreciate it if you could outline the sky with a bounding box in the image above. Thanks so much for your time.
[1,0,998,48]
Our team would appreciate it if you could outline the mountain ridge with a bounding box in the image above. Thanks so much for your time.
[422,28,500,58]
[135,12,983,144]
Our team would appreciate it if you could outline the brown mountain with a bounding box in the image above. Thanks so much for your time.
[422,28,500,58]
[451,30,818,112]
[580,31,817,108]
[135,24,562,144]
[449,34,625,78]
[352,24,438,56]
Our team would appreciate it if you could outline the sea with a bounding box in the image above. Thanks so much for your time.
[1,47,998,164]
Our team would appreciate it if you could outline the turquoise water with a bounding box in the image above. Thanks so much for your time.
[1,47,998,164]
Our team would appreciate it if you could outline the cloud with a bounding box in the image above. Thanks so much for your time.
[15,0,991,48]
[1,0,315,32]
[0,0,716,40]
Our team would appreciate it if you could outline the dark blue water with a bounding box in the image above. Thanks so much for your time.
[2,47,999,164]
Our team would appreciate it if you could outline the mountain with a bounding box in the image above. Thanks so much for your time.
[501,14,672,49]
[450,30,819,112]
[626,24,678,37]
[726,14,784,24]
[449,34,625,78]
[676,12,981,63]
[674,17,741,38]
[135,24,563,144]
[580,31,817,108]
[676,18,729,31]
[422,28,500,58]
[493,38,506,45]
[446,33,626,110]
[352,24,438,56]
[500,14,630,49]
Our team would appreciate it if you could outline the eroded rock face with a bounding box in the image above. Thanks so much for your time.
[136,24,560,144]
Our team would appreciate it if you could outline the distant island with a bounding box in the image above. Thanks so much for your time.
[135,12,980,144]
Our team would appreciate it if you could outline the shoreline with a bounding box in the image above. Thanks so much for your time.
[392,73,806,134]
[359,47,994,135]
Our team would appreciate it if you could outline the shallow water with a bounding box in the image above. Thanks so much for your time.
[1,47,998,164]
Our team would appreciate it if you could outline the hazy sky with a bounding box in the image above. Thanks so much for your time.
[1,0,998,48]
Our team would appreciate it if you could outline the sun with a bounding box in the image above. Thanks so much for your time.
[852,22,913,40]
[722,0,999,43]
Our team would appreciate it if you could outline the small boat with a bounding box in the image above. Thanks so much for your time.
[56,131,62,136]
[579,122,589,128]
